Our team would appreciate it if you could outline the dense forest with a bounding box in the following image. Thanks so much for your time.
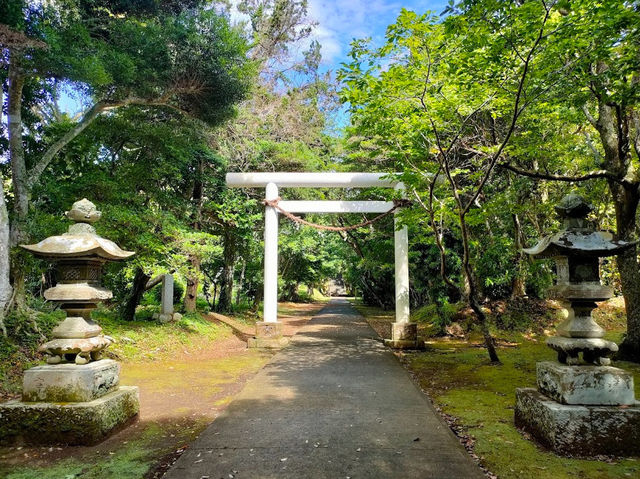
[1,0,640,364]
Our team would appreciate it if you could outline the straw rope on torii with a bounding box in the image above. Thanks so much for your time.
[262,197,412,232]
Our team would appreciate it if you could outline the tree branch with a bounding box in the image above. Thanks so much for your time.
[582,103,598,128]
[498,162,619,183]
[26,94,190,189]
[462,3,552,216]
[26,101,109,188]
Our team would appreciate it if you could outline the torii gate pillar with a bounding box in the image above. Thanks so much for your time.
[384,183,419,349]
[248,182,289,348]
[227,172,420,350]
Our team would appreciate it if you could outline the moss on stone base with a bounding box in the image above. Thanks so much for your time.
[0,386,139,446]
[247,337,289,349]
[515,387,640,456]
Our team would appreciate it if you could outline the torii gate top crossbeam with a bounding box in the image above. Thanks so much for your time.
[226,172,399,188]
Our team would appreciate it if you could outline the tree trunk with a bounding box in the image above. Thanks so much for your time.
[8,56,29,237]
[184,255,200,313]
[236,260,246,306]
[252,285,263,313]
[183,157,205,314]
[283,282,299,302]
[459,212,500,363]
[122,267,151,322]
[216,226,236,313]
[0,177,11,336]
[611,182,640,360]
[7,54,29,309]
[511,213,527,298]
[589,101,640,361]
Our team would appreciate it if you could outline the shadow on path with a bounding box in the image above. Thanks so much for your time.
[163,299,484,479]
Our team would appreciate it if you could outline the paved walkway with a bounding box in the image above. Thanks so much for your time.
[164,299,484,479]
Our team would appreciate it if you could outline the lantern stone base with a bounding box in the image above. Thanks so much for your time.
[537,361,635,406]
[515,388,640,456]
[384,322,422,349]
[22,359,120,403]
[0,386,139,446]
[247,321,289,349]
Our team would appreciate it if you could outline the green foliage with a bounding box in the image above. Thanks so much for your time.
[412,300,462,335]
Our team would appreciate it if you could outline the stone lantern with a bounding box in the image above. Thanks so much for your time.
[21,198,134,364]
[0,199,139,446]
[515,193,640,456]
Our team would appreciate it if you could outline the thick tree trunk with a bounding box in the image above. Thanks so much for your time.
[611,182,640,360]
[122,267,151,322]
[0,179,11,336]
[184,158,204,314]
[283,282,299,302]
[235,260,246,306]
[589,101,640,361]
[8,57,29,237]
[216,227,236,313]
[7,55,30,309]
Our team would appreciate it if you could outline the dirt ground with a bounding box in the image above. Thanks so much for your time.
[0,302,325,479]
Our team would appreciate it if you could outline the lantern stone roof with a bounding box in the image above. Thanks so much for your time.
[523,230,635,258]
[22,234,135,261]
[20,199,134,261]
[523,193,636,258]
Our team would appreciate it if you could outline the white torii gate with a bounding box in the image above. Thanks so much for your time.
[226,172,418,349]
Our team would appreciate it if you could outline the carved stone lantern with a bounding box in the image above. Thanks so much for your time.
[0,199,139,446]
[21,198,134,364]
[515,193,640,456]
[522,193,630,365]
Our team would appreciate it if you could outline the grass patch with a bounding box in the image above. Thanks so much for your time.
[95,308,233,362]
[355,298,640,479]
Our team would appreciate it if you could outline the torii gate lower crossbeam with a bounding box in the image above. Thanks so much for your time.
[226,172,419,349]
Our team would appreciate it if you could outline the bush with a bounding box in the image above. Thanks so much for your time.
[412,300,462,335]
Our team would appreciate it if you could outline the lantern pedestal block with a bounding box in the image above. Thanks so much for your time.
[0,386,139,446]
[536,361,635,406]
[515,388,640,456]
[0,360,139,445]
[22,359,121,403]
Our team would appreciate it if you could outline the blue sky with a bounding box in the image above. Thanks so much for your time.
[304,0,447,71]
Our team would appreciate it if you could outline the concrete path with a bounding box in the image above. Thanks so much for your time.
[164,299,484,479]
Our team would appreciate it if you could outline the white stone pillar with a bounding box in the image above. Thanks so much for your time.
[394,183,410,324]
[263,182,279,323]
[385,182,418,349]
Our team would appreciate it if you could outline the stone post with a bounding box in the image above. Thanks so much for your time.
[161,274,174,315]
[153,274,182,323]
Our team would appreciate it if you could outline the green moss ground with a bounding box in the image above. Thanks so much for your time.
[354,298,640,479]
[0,423,188,479]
